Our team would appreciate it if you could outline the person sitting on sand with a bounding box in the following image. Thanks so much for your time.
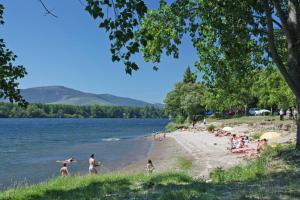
[146,160,155,174]
[230,134,240,149]
[238,138,245,148]
[60,163,69,176]
[89,154,100,174]
[257,138,268,153]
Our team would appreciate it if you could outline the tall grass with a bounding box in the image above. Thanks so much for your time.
[0,172,210,200]
[209,146,281,182]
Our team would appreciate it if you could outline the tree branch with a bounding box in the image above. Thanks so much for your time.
[38,0,58,18]
[273,1,288,30]
[253,14,283,28]
[265,0,300,97]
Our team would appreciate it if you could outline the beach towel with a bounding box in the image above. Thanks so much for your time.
[231,148,256,153]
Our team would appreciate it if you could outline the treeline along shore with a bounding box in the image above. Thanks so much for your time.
[0,103,166,118]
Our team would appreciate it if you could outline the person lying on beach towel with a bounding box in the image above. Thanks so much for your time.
[56,157,77,164]
[231,147,256,153]
[214,130,231,137]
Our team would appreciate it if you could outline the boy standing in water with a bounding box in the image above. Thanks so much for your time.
[60,163,69,176]
[89,154,100,174]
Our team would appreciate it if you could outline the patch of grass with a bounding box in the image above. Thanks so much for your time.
[165,122,188,132]
[207,124,216,132]
[209,145,285,183]
[165,122,179,132]
[0,172,212,200]
[251,132,262,140]
[177,157,193,171]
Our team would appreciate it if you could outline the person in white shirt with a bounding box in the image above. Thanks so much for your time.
[279,109,284,121]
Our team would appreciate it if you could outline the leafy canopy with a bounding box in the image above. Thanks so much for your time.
[0,4,27,106]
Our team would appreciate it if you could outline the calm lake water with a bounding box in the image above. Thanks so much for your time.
[0,118,168,190]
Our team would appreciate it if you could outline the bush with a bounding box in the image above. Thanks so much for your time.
[207,124,216,132]
[175,115,187,124]
[251,132,262,140]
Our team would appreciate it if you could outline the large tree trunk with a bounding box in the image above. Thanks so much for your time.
[266,1,300,149]
[296,98,300,149]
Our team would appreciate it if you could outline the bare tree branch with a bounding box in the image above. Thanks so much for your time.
[38,0,58,18]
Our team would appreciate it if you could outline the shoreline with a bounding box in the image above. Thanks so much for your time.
[120,134,192,175]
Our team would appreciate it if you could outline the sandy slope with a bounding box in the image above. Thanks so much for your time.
[169,130,244,178]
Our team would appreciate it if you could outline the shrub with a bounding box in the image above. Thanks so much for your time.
[165,122,179,132]
[175,115,186,124]
[251,132,262,140]
[207,124,216,132]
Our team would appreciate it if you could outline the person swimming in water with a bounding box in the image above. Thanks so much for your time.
[60,163,69,176]
[56,157,77,164]
[89,154,100,174]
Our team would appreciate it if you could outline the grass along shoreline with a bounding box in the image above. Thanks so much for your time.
[1,144,300,200]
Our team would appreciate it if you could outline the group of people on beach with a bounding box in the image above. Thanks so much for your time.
[229,133,268,157]
[58,154,155,176]
[279,107,298,121]
[153,132,166,141]
[57,154,101,176]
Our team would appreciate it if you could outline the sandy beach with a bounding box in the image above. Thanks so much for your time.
[121,130,244,179]
[121,119,295,179]
[121,136,193,174]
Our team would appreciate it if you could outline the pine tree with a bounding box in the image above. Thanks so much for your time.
[183,67,197,84]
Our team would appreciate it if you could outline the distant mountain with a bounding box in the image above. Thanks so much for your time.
[2,86,163,107]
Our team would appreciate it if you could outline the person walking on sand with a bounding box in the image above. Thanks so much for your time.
[89,154,99,174]
[146,160,155,174]
[293,108,298,120]
[60,163,69,176]
[279,109,284,121]
[286,108,291,120]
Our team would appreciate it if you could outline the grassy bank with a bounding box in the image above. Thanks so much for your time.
[1,144,300,200]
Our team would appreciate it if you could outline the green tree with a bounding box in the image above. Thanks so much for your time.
[86,0,300,149]
[0,5,27,105]
[183,67,196,84]
[164,82,206,123]
[252,67,295,111]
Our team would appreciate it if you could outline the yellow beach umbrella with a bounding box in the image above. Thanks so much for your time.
[260,132,281,140]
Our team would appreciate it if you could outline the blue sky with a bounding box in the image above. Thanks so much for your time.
[1,0,197,103]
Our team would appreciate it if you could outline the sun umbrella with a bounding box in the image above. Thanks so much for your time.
[222,126,233,132]
[260,132,281,140]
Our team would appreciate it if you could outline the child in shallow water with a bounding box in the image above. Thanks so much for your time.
[146,160,155,174]
[60,163,69,176]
